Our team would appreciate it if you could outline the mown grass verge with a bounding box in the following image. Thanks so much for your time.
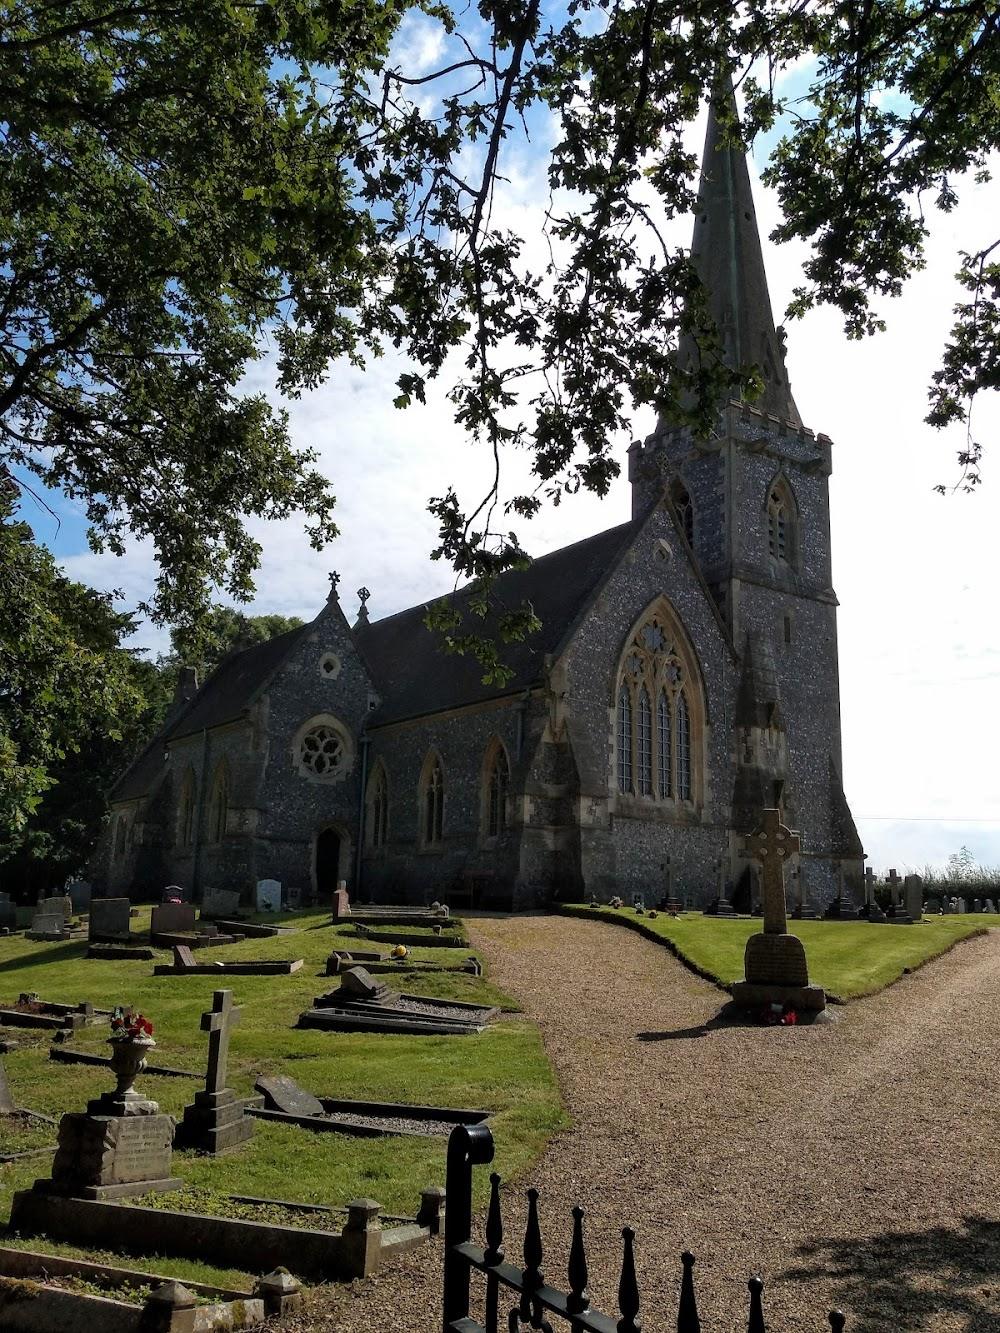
[0,908,566,1286]
[557,904,991,1002]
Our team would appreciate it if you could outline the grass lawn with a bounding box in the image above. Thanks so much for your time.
[0,907,567,1286]
[558,904,991,1001]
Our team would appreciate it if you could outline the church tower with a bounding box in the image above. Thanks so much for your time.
[628,82,863,902]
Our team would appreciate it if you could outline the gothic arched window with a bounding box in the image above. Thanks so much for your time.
[366,763,389,848]
[176,768,196,850]
[614,602,704,807]
[113,816,127,859]
[420,753,445,847]
[208,762,228,843]
[483,742,510,839]
[766,476,798,567]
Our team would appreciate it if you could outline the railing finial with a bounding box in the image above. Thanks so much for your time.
[678,1251,701,1333]
[522,1188,544,1290]
[485,1171,504,1266]
[829,1312,846,1331]
[748,1275,766,1333]
[616,1226,641,1333]
[567,1206,590,1314]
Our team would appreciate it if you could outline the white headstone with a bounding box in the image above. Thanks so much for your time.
[958,897,967,914]
[256,879,281,912]
[987,899,996,914]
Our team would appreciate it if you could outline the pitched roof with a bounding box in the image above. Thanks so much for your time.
[356,519,641,725]
[166,624,309,741]
[676,80,802,427]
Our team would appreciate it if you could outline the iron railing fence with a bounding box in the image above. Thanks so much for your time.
[443,1124,847,1333]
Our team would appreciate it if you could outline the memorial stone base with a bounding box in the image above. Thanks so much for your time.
[731,931,827,1013]
[38,1111,181,1199]
[174,1088,254,1155]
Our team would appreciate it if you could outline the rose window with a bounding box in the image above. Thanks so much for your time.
[299,726,344,777]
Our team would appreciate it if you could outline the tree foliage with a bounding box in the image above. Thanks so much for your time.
[159,606,306,682]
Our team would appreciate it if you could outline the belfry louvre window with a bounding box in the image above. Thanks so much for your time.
[615,608,702,805]
[766,478,797,566]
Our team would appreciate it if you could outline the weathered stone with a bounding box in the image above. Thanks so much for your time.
[256,1073,324,1118]
[150,902,197,937]
[173,944,197,969]
[256,1269,304,1317]
[67,880,92,912]
[0,899,15,931]
[340,966,390,1000]
[89,898,132,942]
[904,873,924,921]
[38,895,73,919]
[332,887,351,919]
[0,1052,14,1112]
[256,879,281,912]
[743,932,809,986]
[48,1111,177,1196]
[201,887,241,918]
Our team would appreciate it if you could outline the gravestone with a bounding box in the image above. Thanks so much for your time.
[731,809,825,1013]
[0,898,15,932]
[284,885,303,910]
[39,894,73,920]
[886,868,912,923]
[987,900,996,914]
[256,1073,324,1119]
[67,880,92,913]
[0,1052,14,1113]
[256,879,281,912]
[332,886,351,919]
[150,902,197,937]
[974,897,982,913]
[791,865,818,920]
[959,897,967,914]
[89,897,132,942]
[173,945,197,970]
[26,910,68,941]
[31,1034,180,1199]
[175,990,254,1155]
[903,874,923,921]
[162,884,188,902]
[201,887,241,919]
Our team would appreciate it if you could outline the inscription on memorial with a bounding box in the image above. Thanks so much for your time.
[744,933,809,987]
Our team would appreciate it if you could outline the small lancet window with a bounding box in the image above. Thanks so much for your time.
[617,684,633,793]
[367,765,388,847]
[766,478,797,567]
[486,746,510,838]
[177,770,196,849]
[208,764,228,842]
[422,757,444,847]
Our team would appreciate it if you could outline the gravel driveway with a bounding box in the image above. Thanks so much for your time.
[287,913,1000,1333]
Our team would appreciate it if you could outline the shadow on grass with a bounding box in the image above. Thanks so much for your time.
[0,941,89,975]
[785,1215,1000,1333]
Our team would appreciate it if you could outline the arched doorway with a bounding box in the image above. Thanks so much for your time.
[314,827,342,897]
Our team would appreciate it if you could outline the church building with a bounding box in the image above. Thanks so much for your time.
[94,94,864,912]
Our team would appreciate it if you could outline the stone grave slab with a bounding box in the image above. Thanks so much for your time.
[150,902,197,938]
[256,879,281,912]
[201,887,241,919]
[89,898,132,942]
[257,1073,324,1119]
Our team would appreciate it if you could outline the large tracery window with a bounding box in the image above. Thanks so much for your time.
[615,607,702,806]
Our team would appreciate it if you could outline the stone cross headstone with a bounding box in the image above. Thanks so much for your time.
[864,867,875,907]
[202,989,241,1096]
[743,809,800,935]
[0,1053,15,1113]
[887,869,901,908]
[256,879,281,912]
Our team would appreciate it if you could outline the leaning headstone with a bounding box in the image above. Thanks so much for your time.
[173,945,197,971]
[255,1073,324,1119]
[201,886,241,919]
[150,902,197,937]
[332,886,351,919]
[731,809,825,1013]
[89,897,132,942]
[256,879,281,912]
[67,880,92,913]
[174,990,254,1155]
[0,1053,15,1113]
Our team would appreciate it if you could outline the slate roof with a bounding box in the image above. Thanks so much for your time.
[356,518,641,725]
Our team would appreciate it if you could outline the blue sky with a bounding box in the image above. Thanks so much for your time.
[17,29,1000,874]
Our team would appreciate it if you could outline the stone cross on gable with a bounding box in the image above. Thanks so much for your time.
[201,990,241,1096]
[743,808,800,935]
[887,868,901,907]
[327,570,340,601]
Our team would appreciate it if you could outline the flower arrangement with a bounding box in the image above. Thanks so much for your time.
[760,1003,797,1027]
[109,1006,153,1039]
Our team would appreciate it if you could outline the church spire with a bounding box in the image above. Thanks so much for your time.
[679,78,801,427]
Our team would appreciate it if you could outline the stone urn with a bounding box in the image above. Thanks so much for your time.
[107,1034,156,1108]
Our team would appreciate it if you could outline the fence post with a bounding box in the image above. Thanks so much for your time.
[443,1123,495,1331]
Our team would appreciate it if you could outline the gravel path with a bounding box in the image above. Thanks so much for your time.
[287,915,1000,1332]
